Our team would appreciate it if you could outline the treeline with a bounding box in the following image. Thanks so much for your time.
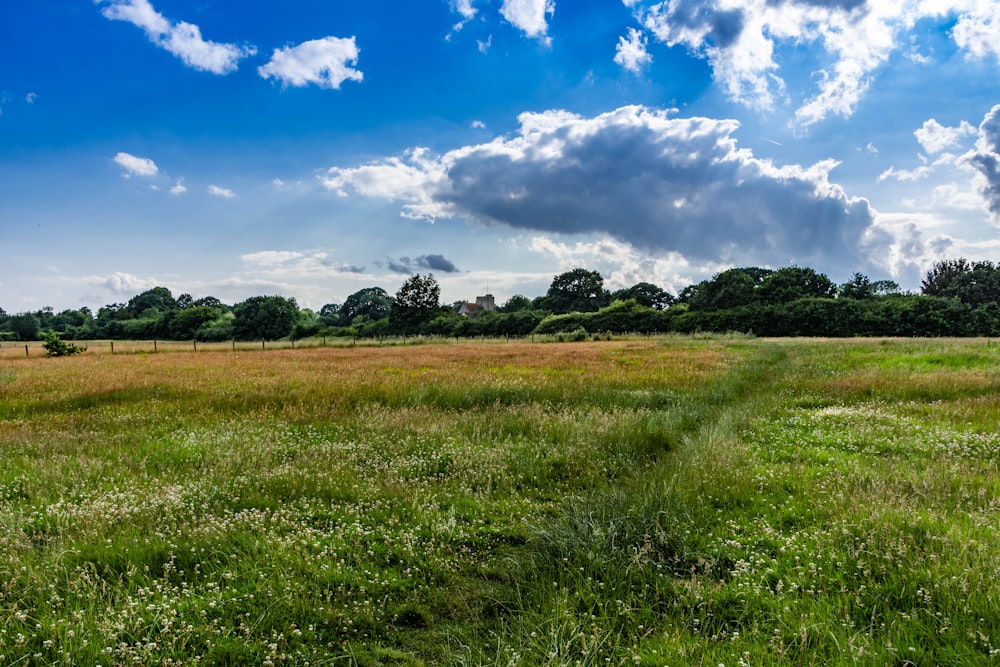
[3,259,1000,343]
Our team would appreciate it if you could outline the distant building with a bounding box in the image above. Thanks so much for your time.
[458,294,496,317]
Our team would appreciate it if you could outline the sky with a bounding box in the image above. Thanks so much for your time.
[2,0,1000,313]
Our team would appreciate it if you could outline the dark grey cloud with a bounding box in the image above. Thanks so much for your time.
[326,106,879,275]
[654,0,745,48]
[966,104,1000,219]
[382,254,460,275]
[386,258,414,275]
[767,0,867,11]
[415,254,459,272]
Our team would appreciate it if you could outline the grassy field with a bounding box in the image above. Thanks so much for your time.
[1,336,998,665]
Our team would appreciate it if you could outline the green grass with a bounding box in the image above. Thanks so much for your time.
[1,337,999,665]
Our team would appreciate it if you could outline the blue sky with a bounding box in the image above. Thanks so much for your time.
[2,0,1000,312]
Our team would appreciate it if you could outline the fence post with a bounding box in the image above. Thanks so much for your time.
[111,341,115,354]
[154,340,157,353]
[262,339,265,351]
[193,339,198,352]
[232,339,236,352]
[26,344,30,358]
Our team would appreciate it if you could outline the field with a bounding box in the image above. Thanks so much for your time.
[1,336,999,665]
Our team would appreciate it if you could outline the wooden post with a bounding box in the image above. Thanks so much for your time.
[193,339,198,352]
[232,339,236,351]
[111,341,115,354]
[25,344,30,358]
[262,339,265,350]
[154,340,157,353]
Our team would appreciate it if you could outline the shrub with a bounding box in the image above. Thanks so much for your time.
[42,331,85,357]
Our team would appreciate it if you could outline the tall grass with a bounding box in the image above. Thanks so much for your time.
[1,337,999,665]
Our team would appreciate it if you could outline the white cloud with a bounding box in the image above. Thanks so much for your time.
[478,35,493,53]
[322,147,452,219]
[626,0,1000,127]
[96,0,255,74]
[879,161,932,182]
[614,28,652,73]
[914,118,976,154]
[449,0,478,33]
[862,212,954,286]
[242,250,305,266]
[325,105,878,275]
[169,179,187,195]
[25,92,37,104]
[471,120,486,129]
[114,151,159,177]
[452,0,477,20]
[949,2,1000,60]
[500,0,555,41]
[258,37,363,89]
[92,271,159,296]
[208,184,235,198]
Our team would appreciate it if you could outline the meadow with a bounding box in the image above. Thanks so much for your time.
[0,336,998,665]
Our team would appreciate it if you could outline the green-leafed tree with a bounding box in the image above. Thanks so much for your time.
[543,268,609,314]
[7,313,41,341]
[680,268,768,311]
[291,309,323,340]
[839,272,875,299]
[233,295,299,341]
[939,261,1000,307]
[319,303,343,327]
[169,306,223,340]
[610,282,674,310]
[127,286,178,318]
[921,258,972,297]
[498,294,532,312]
[391,274,440,334]
[341,287,392,323]
[756,267,836,305]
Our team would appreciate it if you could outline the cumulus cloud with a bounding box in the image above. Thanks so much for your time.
[965,104,1000,219]
[94,271,159,296]
[207,184,235,198]
[524,235,721,295]
[96,0,255,74]
[500,0,555,41]
[322,147,453,219]
[864,212,959,285]
[614,28,652,73]
[25,92,37,104]
[625,0,1000,127]
[915,118,976,155]
[325,105,878,272]
[169,179,187,195]
[258,37,363,89]
[879,117,977,184]
[114,151,158,177]
[949,2,1000,60]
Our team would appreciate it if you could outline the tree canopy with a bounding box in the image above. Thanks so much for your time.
[232,295,299,341]
[543,268,609,314]
[391,274,441,334]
